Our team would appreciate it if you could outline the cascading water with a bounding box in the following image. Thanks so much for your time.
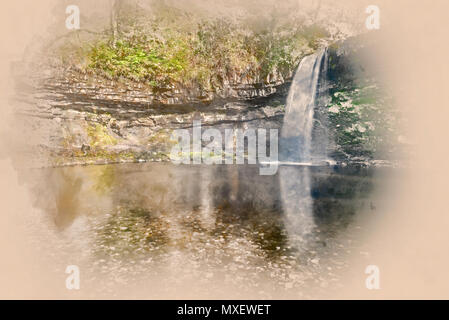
[279,48,328,242]
[281,48,328,163]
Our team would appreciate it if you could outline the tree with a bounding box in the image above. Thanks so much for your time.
[110,0,121,45]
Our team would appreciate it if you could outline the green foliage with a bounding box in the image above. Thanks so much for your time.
[327,85,398,158]
[301,24,330,49]
[83,17,330,90]
[87,123,118,148]
[88,38,188,87]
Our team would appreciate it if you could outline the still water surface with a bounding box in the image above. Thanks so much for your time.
[24,163,383,298]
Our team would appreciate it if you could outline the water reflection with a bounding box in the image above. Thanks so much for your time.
[26,163,378,297]
[279,166,315,244]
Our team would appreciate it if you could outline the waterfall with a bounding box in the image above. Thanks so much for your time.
[281,48,327,162]
[279,48,328,242]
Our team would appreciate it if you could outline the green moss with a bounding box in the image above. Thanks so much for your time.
[147,129,176,147]
[87,123,118,148]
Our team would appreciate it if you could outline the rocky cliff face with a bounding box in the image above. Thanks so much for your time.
[15,64,289,167]
[322,34,406,164]
[15,35,404,168]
